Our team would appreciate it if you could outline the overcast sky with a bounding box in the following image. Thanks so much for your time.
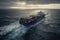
[0,0,60,9]
[0,0,60,4]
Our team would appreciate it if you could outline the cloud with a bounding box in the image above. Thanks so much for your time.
[0,0,60,9]
[9,4,60,9]
[0,3,60,9]
[26,0,60,4]
[0,0,60,4]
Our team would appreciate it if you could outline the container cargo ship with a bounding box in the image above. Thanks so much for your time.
[19,11,45,26]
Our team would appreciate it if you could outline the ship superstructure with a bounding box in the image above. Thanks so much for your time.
[19,11,45,26]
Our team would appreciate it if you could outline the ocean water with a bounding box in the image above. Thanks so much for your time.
[0,9,60,40]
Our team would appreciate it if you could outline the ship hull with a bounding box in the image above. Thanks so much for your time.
[19,15,45,26]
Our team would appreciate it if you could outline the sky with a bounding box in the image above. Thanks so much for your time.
[0,0,60,9]
[0,0,60,4]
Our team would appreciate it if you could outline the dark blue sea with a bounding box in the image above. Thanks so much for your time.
[0,9,60,40]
